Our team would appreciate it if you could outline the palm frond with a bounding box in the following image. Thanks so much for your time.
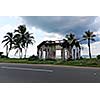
[4,41,9,47]
[14,49,19,55]
[91,38,95,42]
[14,29,20,33]
[91,34,96,37]
[2,38,9,43]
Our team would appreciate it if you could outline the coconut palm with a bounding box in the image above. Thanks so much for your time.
[62,33,81,60]
[74,39,81,59]
[83,30,96,59]
[61,39,69,60]
[2,32,14,57]
[14,25,35,58]
[24,32,35,58]
[14,25,28,58]
[13,42,23,58]
[65,33,77,60]
[13,33,23,58]
[14,25,27,48]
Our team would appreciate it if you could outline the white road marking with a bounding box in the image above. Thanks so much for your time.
[0,66,53,73]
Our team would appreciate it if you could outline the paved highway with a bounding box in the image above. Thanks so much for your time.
[0,63,100,83]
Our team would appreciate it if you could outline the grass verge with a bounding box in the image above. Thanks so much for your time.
[0,58,100,67]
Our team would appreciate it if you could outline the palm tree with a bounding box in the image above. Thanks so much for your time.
[61,39,69,60]
[2,32,14,57]
[14,25,35,58]
[13,42,23,58]
[83,30,96,59]
[62,33,81,60]
[24,32,35,58]
[65,33,76,60]
[74,39,81,59]
[14,25,27,47]
[14,25,28,58]
[13,33,23,58]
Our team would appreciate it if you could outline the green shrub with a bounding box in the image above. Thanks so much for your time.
[45,58,56,61]
[1,55,9,58]
[28,55,38,61]
[97,55,100,59]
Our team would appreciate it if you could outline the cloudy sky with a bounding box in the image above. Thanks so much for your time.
[0,16,100,58]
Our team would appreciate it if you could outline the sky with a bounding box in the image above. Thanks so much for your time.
[0,16,100,58]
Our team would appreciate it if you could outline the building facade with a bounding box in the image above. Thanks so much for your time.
[37,40,81,60]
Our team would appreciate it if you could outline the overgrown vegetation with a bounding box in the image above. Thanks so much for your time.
[0,58,100,67]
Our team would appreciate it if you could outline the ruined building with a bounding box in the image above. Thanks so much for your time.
[37,40,81,60]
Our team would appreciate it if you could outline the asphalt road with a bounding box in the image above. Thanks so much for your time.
[0,63,100,83]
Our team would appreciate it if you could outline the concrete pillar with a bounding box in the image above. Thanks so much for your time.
[40,48,43,59]
[61,48,65,60]
[37,47,39,58]
[76,48,78,59]
[78,48,81,59]
[45,47,48,59]
[52,45,56,59]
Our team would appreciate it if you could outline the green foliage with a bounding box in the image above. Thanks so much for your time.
[1,55,9,58]
[0,58,99,67]
[82,30,96,59]
[97,55,100,59]
[28,55,38,61]
[2,25,35,58]
[0,52,3,56]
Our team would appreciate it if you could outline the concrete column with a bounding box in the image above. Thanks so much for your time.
[37,47,39,58]
[52,45,56,59]
[76,48,78,59]
[61,48,65,60]
[40,48,43,59]
[53,50,56,59]
[78,48,81,59]
[45,48,48,59]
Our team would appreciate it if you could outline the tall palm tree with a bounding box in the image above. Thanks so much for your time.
[14,25,35,58]
[14,25,27,48]
[65,33,76,60]
[13,42,23,58]
[14,25,28,58]
[2,32,14,57]
[62,33,81,60]
[61,39,69,60]
[74,39,81,59]
[24,32,35,58]
[83,30,96,59]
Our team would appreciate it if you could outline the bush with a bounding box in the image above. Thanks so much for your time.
[80,56,83,60]
[45,58,56,61]
[28,55,38,61]
[1,55,9,58]
[0,52,3,56]
[97,55,100,59]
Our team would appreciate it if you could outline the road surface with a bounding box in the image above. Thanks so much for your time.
[0,63,100,83]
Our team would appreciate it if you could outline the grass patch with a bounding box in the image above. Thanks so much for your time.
[0,58,100,67]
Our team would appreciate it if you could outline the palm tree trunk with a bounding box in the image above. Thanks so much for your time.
[19,49,23,59]
[24,47,27,58]
[88,39,91,59]
[6,45,9,57]
[69,46,72,60]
